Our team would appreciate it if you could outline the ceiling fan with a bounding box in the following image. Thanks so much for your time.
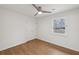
[32,4,52,16]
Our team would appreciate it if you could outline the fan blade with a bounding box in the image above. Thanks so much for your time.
[42,11,52,13]
[32,4,39,11]
[34,12,38,16]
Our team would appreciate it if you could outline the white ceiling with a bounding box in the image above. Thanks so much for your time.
[0,4,79,18]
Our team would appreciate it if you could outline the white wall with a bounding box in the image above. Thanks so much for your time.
[0,8,36,51]
[37,8,79,51]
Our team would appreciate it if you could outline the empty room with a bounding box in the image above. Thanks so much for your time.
[0,4,79,55]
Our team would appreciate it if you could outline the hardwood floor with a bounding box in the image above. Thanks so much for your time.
[0,39,79,55]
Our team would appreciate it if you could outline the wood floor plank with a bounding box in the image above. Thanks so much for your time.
[0,39,79,55]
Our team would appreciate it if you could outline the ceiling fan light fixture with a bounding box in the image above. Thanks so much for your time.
[38,11,42,14]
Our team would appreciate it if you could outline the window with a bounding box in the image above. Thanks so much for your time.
[53,18,65,33]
